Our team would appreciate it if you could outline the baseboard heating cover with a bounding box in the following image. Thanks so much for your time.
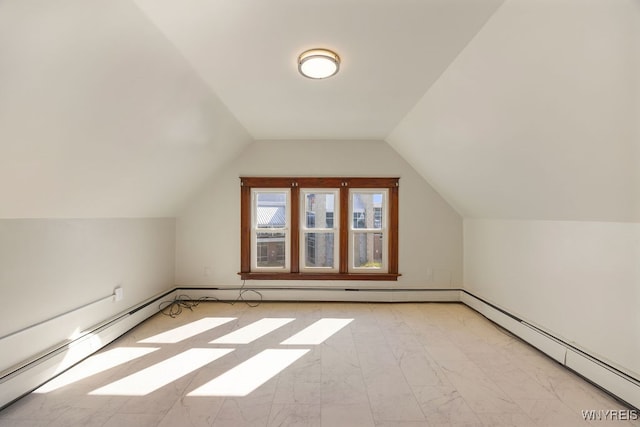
[0,289,177,410]
[177,286,461,303]
[2,286,637,412]
[0,286,455,410]
[460,290,640,410]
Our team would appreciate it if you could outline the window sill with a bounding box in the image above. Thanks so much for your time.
[238,272,401,281]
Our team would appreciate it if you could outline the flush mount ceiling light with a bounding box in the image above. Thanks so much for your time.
[298,48,340,79]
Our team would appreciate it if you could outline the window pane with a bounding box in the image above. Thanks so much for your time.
[352,192,383,229]
[304,233,335,268]
[256,192,287,229]
[256,232,286,268]
[352,232,383,268]
[304,193,335,229]
[326,212,334,228]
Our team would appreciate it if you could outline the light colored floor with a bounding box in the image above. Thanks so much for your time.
[0,302,637,427]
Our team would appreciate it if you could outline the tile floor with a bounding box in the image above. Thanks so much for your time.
[0,302,637,426]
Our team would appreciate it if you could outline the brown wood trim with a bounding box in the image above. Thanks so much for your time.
[339,185,349,273]
[240,177,399,189]
[388,184,399,274]
[345,177,399,188]
[241,177,296,188]
[240,176,400,280]
[295,177,344,187]
[239,182,251,273]
[290,186,300,273]
[238,272,401,281]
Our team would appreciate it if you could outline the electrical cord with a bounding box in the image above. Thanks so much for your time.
[158,294,208,318]
[158,281,263,317]
[233,280,262,307]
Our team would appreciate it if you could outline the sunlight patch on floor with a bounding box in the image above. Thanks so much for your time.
[281,318,353,345]
[187,349,309,397]
[89,348,233,396]
[35,347,159,393]
[210,318,294,344]
[138,317,236,344]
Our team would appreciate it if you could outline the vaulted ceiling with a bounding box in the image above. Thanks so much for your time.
[0,0,638,221]
[132,0,504,140]
[389,0,639,221]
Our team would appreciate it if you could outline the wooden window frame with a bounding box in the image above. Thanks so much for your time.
[240,177,400,281]
[348,188,389,274]
[250,188,291,272]
[299,188,340,274]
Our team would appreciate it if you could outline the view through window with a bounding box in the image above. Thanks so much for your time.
[240,177,399,281]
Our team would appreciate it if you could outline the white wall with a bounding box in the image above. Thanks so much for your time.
[388,0,639,222]
[464,219,640,380]
[176,140,462,289]
[0,218,175,372]
[0,0,251,218]
[389,0,640,398]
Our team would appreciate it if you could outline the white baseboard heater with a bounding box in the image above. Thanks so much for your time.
[460,290,640,411]
[1,286,637,412]
[0,289,177,410]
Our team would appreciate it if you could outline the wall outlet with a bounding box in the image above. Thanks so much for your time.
[114,286,124,302]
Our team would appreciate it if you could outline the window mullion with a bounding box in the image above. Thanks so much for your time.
[291,185,300,273]
[240,183,251,273]
[339,185,349,274]
[389,184,399,274]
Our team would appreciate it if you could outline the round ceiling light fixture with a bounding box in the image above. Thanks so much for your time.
[298,48,340,79]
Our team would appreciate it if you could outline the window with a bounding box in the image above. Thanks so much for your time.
[251,189,290,271]
[240,177,399,281]
[349,190,387,273]
[300,189,339,272]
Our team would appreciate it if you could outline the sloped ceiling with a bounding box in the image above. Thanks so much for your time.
[1,0,637,221]
[131,0,504,140]
[389,0,640,222]
[0,0,251,218]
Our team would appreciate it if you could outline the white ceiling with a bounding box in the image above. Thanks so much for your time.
[132,0,504,140]
[0,0,638,221]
